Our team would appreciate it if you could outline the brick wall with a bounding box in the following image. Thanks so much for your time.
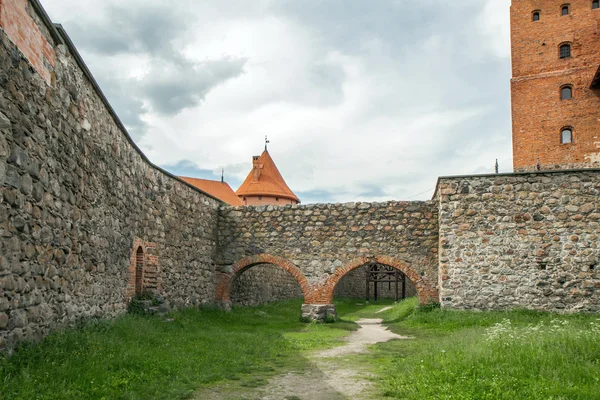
[511,0,600,171]
[0,0,54,84]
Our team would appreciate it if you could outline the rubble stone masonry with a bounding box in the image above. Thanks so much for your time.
[217,201,440,305]
[0,3,222,350]
[3,0,600,350]
[438,170,600,312]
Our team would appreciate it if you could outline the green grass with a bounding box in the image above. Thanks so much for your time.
[0,299,356,400]
[2,298,600,400]
[350,298,600,400]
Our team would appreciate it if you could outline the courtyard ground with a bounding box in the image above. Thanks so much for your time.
[1,298,600,399]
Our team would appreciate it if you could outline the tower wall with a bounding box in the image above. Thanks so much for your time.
[511,0,600,171]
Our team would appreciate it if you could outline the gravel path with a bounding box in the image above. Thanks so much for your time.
[194,315,409,399]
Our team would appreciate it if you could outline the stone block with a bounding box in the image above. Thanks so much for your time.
[301,304,337,323]
[0,313,8,329]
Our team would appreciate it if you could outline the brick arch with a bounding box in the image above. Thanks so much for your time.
[320,256,439,305]
[215,254,313,305]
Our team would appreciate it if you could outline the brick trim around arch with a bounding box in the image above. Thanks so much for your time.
[215,254,314,305]
[125,237,160,303]
[319,256,439,305]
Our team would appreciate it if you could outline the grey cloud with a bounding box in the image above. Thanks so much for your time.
[46,0,513,202]
[67,3,190,56]
[358,184,389,198]
[97,74,148,139]
[61,2,247,133]
[141,57,247,115]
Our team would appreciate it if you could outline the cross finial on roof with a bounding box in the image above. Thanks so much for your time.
[265,135,270,151]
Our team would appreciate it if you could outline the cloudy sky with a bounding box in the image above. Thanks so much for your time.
[42,0,512,203]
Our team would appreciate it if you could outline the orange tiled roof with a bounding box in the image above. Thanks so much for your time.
[179,176,244,206]
[236,150,300,203]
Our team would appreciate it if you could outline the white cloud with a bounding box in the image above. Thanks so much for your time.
[41,0,513,203]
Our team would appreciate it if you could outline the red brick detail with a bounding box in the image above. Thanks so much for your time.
[318,256,439,305]
[125,237,159,302]
[215,254,313,304]
[0,0,55,84]
[511,0,600,171]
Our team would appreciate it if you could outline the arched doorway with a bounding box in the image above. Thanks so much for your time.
[321,256,438,306]
[215,254,313,309]
[334,262,418,302]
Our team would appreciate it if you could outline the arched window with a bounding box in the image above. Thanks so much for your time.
[561,4,570,15]
[559,43,571,59]
[593,0,599,9]
[532,11,541,21]
[560,85,573,100]
[135,246,144,296]
[561,128,573,144]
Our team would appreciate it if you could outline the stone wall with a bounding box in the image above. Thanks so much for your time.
[0,3,222,350]
[334,265,417,299]
[217,201,440,304]
[231,264,303,306]
[437,170,600,312]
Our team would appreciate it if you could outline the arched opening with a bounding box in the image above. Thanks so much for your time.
[215,254,312,308]
[322,256,439,306]
[334,263,418,302]
[135,246,144,296]
[532,10,540,21]
[231,262,304,306]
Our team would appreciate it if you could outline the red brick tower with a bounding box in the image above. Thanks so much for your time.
[511,0,600,171]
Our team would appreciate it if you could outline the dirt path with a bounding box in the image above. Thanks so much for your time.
[195,317,408,400]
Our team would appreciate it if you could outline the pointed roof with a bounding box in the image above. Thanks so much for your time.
[236,150,300,203]
[179,176,244,206]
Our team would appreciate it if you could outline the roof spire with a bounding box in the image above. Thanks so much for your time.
[265,135,270,151]
[221,168,224,183]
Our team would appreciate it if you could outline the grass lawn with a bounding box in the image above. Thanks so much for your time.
[1,298,599,399]
[0,299,356,400]
[341,297,600,400]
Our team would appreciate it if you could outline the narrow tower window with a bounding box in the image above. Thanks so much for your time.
[593,0,599,9]
[561,5,570,15]
[561,128,573,144]
[559,43,571,59]
[560,85,573,100]
[532,11,540,21]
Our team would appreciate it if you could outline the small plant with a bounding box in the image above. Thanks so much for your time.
[324,313,337,324]
[416,301,441,313]
[127,291,162,315]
